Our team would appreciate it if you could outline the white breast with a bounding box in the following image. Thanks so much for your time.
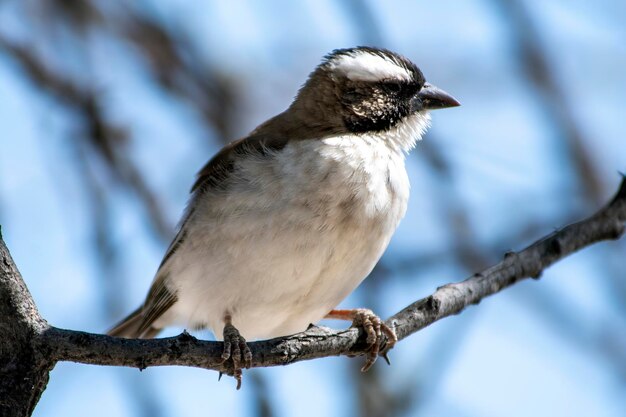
[157,114,429,340]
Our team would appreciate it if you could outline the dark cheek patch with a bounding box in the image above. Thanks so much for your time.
[342,86,411,133]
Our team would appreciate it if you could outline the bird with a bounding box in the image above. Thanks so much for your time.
[108,46,459,388]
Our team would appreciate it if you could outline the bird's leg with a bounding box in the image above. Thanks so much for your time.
[325,308,397,372]
[220,315,252,389]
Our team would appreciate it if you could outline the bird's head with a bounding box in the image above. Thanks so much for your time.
[291,46,459,140]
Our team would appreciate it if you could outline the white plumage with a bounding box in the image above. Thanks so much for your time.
[154,113,431,340]
[328,49,413,82]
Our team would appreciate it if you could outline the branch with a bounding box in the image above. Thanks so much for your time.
[0,229,52,416]
[37,177,626,368]
[1,177,625,414]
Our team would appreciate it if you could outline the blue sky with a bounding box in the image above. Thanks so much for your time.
[0,1,625,416]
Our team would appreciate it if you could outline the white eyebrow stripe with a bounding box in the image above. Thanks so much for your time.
[328,51,412,82]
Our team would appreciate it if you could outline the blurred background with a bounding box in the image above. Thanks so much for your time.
[1,0,625,416]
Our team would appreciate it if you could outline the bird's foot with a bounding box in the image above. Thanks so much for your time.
[220,323,252,389]
[327,308,397,372]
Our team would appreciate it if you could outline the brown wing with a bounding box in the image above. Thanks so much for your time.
[157,227,188,270]
[136,272,178,336]
[156,133,282,270]
[190,133,289,194]
[156,132,288,270]
[107,272,178,338]
[190,105,344,193]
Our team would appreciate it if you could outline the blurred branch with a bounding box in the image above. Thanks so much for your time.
[115,9,240,143]
[492,0,605,204]
[493,0,626,363]
[0,35,173,241]
[248,372,276,417]
[72,138,169,417]
[0,3,249,414]
[418,137,493,271]
[1,178,625,415]
[515,283,626,377]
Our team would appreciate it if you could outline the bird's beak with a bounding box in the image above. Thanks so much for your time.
[412,82,460,111]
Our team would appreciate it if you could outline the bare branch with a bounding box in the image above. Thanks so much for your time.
[390,176,625,340]
[34,179,626,369]
[1,177,625,415]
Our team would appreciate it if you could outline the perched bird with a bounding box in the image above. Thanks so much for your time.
[109,46,459,387]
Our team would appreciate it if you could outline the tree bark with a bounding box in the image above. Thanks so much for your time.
[0,228,53,416]
[0,177,624,416]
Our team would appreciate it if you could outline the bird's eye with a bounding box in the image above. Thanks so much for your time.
[383,81,402,94]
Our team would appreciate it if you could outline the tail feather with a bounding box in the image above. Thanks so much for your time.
[108,307,161,339]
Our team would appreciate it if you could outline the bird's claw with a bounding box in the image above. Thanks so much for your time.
[350,308,397,372]
[220,323,252,389]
